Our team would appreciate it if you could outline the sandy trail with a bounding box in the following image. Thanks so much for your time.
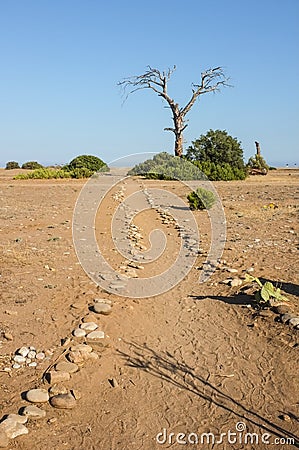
[0,169,298,449]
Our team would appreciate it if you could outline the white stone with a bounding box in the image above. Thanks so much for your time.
[27,350,36,359]
[13,355,26,364]
[21,405,46,419]
[12,363,21,369]
[0,418,28,439]
[86,330,105,339]
[36,352,45,360]
[73,328,86,338]
[80,322,98,331]
[28,362,38,367]
[17,347,30,357]
[26,388,49,403]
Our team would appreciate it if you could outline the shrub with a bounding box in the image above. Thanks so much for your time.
[186,129,246,171]
[246,154,269,174]
[128,152,205,180]
[14,167,93,180]
[192,160,247,181]
[22,161,43,170]
[65,154,108,172]
[5,161,20,170]
[187,187,216,210]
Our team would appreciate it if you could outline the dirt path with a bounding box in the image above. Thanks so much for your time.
[0,169,298,449]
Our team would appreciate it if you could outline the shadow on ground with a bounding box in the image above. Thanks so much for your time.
[118,341,298,447]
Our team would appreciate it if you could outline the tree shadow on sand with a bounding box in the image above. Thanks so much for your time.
[118,341,298,446]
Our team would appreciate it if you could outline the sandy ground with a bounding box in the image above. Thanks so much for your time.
[0,168,298,449]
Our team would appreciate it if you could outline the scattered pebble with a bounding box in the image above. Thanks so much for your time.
[288,317,299,327]
[26,388,49,403]
[92,303,112,315]
[230,278,243,287]
[21,405,46,420]
[73,328,86,338]
[55,361,79,374]
[80,322,98,331]
[0,418,28,439]
[50,393,76,409]
[281,313,297,324]
[3,332,13,341]
[13,355,26,365]
[46,371,71,384]
[86,330,105,340]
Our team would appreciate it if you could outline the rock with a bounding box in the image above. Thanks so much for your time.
[0,418,28,439]
[12,363,21,369]
[281,313,297,324]
[70,389,81,400]
[26,388,49,403]
[230,278,243,287]
[226,268,238,273]
[272,305,292,315]
[27,350,36,359]
[5,414,27,424]
[92,303,112,315]
[13,355,26,364]
[3,332,13,341]
[28,362,38,368]
[80,322,98,331]
[220,278,233,284]
[49,393,76,409]
[73,328,86,338]
[17,347,30,357]
[86,330,105,340]
[21,405,46,419]
[55,361,79,374]
[49,385,68,396]
[70,344,93,353]
[258,310,273,317]
[0,429,9,448]
[35,352,45,360]
[94,298,112,305]
[108,378,119,388]
[289,317,299,327]
[46,370,71,384]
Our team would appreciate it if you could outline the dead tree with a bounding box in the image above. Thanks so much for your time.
[118,66,229,157]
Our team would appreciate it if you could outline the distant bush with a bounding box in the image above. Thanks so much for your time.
[22,161,43,170]
[192,160,247,181]
[65,154,108,172]
[187,187,216,210]
[14,167,93,180]
[247,154,269,174]
[5,161,20,170]
[128,152,205,180]
[269,166,277,170]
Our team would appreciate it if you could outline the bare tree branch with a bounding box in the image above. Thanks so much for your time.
[117,65,230,157]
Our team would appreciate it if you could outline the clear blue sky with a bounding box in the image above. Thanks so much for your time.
[0,0,298,167]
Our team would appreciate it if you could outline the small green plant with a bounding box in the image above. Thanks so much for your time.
[21,161,43,170]
[245,274,289,306]
[187,187,216,210]
[14,167,94,179]
[5,161,20,169]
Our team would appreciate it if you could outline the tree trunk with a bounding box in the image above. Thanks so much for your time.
[174,132,184,157]
[255,141,261,156]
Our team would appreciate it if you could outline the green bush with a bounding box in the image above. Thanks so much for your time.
[21,161,43,170]
[192,160,247,181]
[14,167,94,180]
[5,161,20,170]
[128,152,205,180]
[247,154,269,174]
[186,129,246,171]
[65,154,108,172]
[187,187,216,210]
